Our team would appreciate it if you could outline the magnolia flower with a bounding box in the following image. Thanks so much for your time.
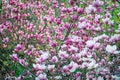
[94,43,100,49]
[10,54,19,62]
[86,40,96,49]
[88,60,98,69]
[105,12,112,18]
[19,59,28,67]
[86,40,100,49]
[14,44,24,53]
[81,62,88,69]
[101,34,109,39]
[77,21,87,29]
[94,27,101,31]
[102,18,110,24]
[28,45,34,49]
[2,37,9,43]
[108,20,114,25]
[36,57,46,63]
[93,35,102,41]
[51,56,58,63]
[63,65,69,73]
[97,76,104,80]
[48,65,55,72]
[110,34,119,42]
[85,5,96,14]
[69,45,78,52]
[68,61,78,72]
[35,73,48,80]
[81,59,98,69]
[93,0,104,7]
[118,12,120,16]
[65,39,72,45]
[74,72,81,80]
[86,74,94,80]
[58,50,69,59]
[33,64,46,71]
[112,75,120,80]
[41,52,49,60]
[95,14,102,21]
[36,52,49,63]
[77,8,83,14]
[78,48,88,57]
[18,30,24,35]
[55,76,62,79]
[71,35,80,42]
[61,44,67,48]
[106,45,120,54]
[115,24,120,33]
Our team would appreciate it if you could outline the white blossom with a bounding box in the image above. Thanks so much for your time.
[110,34,119,42]
[51,56,58,63]
[35,73,48,80]
[55,76,62,79]
[102,18,110,23]
[106,45,120,54]
[85,5,96,14]
[69,45,78,52]
[58,50,69,59]
[69,61,78,72]
[41,51,49,59]
[86,40,96,48]
[97,76,104,80]
[78,21,87,29]
[48,65,55,70]
[33,64,46,70]
[88,59,98,69]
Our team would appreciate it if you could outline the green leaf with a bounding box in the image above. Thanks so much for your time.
[15,63,25,77]
[3,61,8,66]
[21,0,25,3]
[10,63,25,77]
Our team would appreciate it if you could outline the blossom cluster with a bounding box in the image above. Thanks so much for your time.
[1,0,120,80]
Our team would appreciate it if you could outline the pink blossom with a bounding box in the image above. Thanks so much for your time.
[86,40,96,49]
[35,73,48,80]
[85,5,96,14]
[68,61,78,72]
[19,59,28,67]
[106,45,120,54]
[63,65,69,73]
[58,50,69,59]
[51,56,58,63]
[48,65,55,73]
[77,8,83,14]
[2,37,9,43]
[33,64,46,71]
[14,44,24,53]
[93,0,104,7]
[10,54,19,62]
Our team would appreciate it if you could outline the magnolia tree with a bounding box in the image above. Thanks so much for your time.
[0,0,120,80]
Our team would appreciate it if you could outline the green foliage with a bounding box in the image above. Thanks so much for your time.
[10,63,25,77]
[0,48,13,79]
[21,0,25,3]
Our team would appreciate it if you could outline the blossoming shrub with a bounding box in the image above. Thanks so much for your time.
[0,0,120,80]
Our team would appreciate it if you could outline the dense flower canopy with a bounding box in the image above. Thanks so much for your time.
[0,0,120,80]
